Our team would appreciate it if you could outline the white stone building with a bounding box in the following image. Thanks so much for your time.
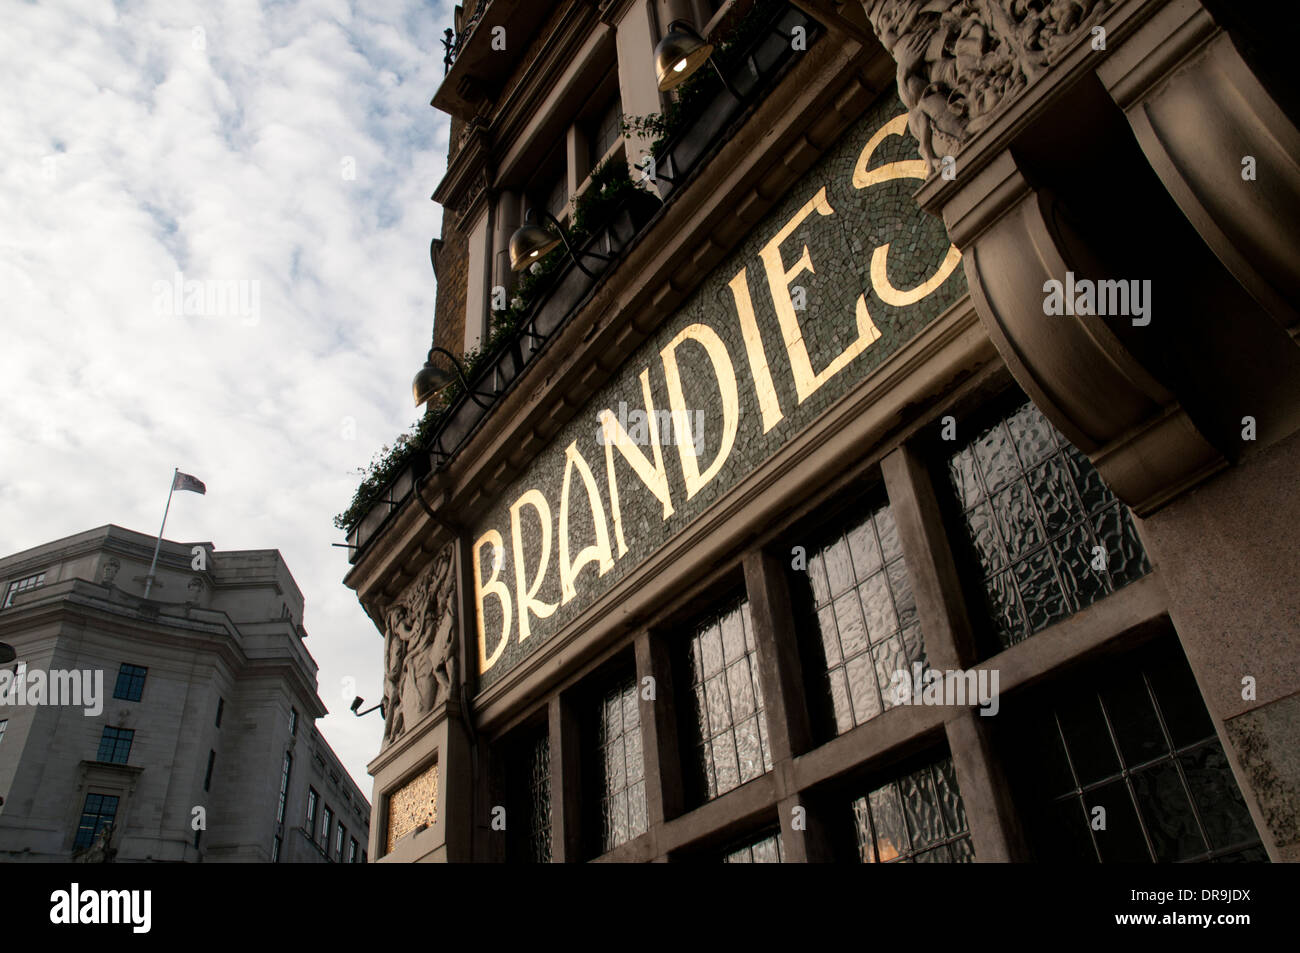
[0,525,370,863]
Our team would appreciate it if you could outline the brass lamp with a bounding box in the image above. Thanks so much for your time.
[412,346,492,408]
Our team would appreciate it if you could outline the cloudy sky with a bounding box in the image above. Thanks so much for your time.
[1,0,457,797]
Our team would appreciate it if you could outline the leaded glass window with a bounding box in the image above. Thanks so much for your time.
[113,663,148,701]
[507,730,552,863]
[723,828,785,863]
[681,596,773,803]
[592,675,647,854]
[74,793,119,850]
[96,726,134,764]
[946,397,1151,650]
[1003,635,1265,863]
[790,492,926,738]
[851,756,974,863]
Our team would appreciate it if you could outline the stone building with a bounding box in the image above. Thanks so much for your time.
[343,0,1298,863]
[0,525,370,862]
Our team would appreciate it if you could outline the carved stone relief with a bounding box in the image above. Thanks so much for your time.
[381,543,458,745]
[861,0,1112,170]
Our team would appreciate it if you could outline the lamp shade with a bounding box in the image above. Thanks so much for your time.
[654,22,714,92]
[509,221,562,271]
[0,642,15,664]
[412,358,454,406]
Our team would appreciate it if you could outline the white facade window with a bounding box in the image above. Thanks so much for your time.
[3,572,45,608]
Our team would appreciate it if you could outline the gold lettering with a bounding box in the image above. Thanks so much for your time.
[600,369,674,558]
[559,441,615,603]
[660,323,739,499]
[473,531,512,674]
[760,187,881,403]
[728,267,784,433]
[853,112,962,308]
[509,489,556,642]
[852,114,929,189]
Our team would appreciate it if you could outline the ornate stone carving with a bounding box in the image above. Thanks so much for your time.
[385,761,439,855]
[381,544,457,745]
[101,558,120,586]
[861,0,1112,170]
[74,822,117,863]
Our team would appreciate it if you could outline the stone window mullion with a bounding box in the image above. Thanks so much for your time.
[635,629,684,833]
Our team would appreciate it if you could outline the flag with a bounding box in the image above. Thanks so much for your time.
[173,471,206,495]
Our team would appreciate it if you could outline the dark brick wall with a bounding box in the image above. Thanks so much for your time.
[432,113,469,358]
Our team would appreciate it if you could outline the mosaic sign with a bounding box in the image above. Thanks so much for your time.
[472,91,967,689]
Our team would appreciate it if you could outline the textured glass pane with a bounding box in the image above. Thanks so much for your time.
[1028,457,1084,538]
[1101,670,1167,768]
[827,669,854,736]
[735,717,763,783]
[847,516,882,579]
[833,591,868,658]
[873,635,907,712]
[1131,761,1206,861]
[993,480,1044,560]
[1093,504,1151,590]
[974,422,1019,492]
[628,781,647,838]
[934,759,969,835]
[705,675,730,737]
[859,571,898,643]
[845,653,881,725]
[1007,400,1059,468]
[625,723,644,783]
[808,552,831,606]
[1084,781,1150,862]
[823,536,855,598]
[593,673,646,854]
[951,836,976,863]
[887,558,918,630]
[700,624,724,678]
[750,835,781,863]
[852,797,875,862]
[1014,547,1069,634]
[900,768,945,848]
[1050,522,1109,613]
[965,502,1005,575]
[913,845,952,863]
[1181,743,1258,851]
[713,734,740,795]
[1063,445,1115,514]
[1057,694,1121,785]
[875,507,902,564]
[815,606,841,666]
[869,785,910,862]
[984,570,1025,647]
[948,447,982,509]
[720,607,747,665]
[728,660,756,721]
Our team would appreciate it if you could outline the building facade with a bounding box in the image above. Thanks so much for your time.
[0,525,369,862]
[344,0,1299,863]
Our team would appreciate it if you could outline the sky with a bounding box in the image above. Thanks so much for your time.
[0,0,458,798]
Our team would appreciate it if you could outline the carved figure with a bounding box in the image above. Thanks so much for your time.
[381,544,458,745]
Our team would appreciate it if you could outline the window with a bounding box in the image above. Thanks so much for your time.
[73,793,119,850]
[289,707,298,736]
[585,90,622,168]
[276,752,292,825]
[215,697,224,727]
[204,750,216,792]
[945,396,1151,652]
[321,806,334,850]
[96,726,134,764]
[272,835,282,862]
[1002,635,1264,863]
[505,729,551,863]
[335,824,346,861]
[588,673,646,855]
[113,664,148,702]
[3,572,45,608]
[852,755,974,863]
[0,719,7,745]
[679,596,772,803]
[789,491,925,739]
[722,829,785,863]
[307,788,319,830]
[348,837,359,864]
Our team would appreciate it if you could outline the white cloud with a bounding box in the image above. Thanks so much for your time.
[0,0,458,801]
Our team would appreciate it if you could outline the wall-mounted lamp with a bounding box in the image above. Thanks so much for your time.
[0,641,15,664]
[653,19,738,97]
[508,208,612,279]
[350,695,383,718]
[412,345,494,408]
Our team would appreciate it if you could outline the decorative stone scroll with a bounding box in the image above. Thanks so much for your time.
[861,0,1112,170]
[382,543,457,745]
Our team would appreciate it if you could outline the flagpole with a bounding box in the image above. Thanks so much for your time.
[143,468,178,599]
